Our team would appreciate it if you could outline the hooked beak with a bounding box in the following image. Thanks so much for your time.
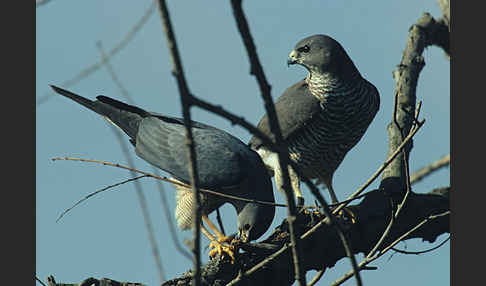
[287,49,298,67]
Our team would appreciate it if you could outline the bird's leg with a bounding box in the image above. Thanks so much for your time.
[326,181,339,205]
[203,215,228,241]
[275,164,305,206]
[326,182,356,224]
[202,215,237,263]
[288,165,305,206]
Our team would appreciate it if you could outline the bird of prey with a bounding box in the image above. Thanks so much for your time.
[249,34,380,207]
[51,85,275,262]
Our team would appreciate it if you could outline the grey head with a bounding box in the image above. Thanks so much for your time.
[233,151,275,242]
[287,34,360,78]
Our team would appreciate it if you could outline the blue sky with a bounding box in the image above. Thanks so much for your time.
[36,1,449,285]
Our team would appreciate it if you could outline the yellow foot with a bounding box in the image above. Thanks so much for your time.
[208,236,238,264]
[337,207,357,224]
[303,205,321,216]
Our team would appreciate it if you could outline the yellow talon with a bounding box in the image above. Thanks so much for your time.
[337,207,357,224]
[208,236,238,264]
[303,205,321,216]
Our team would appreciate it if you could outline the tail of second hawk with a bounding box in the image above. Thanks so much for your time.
[50,85,148,143]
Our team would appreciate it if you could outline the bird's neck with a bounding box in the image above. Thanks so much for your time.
[305,70,361,102]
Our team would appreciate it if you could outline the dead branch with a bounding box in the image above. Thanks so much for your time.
[56,175,148,222]
[230,1,305,284]
[46,186,448,286]
[159,186,449,286]
[410,154,450,185]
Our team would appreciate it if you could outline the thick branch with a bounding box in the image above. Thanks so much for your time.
[381,13,429,192]
[46,184,450,286]
[160,187,449,286]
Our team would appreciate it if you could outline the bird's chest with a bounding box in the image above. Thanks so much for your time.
[286,95,372,168]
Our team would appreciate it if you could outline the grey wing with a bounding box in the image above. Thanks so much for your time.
[248,79,323,149]
[148,112,221,131]
[135,117,247,189]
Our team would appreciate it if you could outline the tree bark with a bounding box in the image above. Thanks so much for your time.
[161,187,449,286]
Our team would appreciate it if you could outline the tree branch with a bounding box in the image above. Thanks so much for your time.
[48,183,449,286]
[410,154,450,185]
[159,187,449,286]
[230,1,305,284]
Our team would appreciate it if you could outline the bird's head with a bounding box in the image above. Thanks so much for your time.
[287,34,358,76]
[237,202,275,242]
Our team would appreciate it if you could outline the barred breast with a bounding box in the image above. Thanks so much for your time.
[287,76,379,181]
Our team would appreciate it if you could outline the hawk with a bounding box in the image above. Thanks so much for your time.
[51,85,275,262]
[249,35,380,206]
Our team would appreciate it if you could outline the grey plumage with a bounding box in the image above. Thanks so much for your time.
[51,85,275,242]
[249,34,380,205]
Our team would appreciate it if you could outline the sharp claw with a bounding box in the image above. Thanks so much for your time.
[208,237,238,264]
[338,208,357,224]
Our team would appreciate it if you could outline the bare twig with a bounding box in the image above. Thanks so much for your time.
[36,2,156,106]
[306,270,325,286]
[410,154,450,185]
[96,41,135,105]
[36,276,47,286]
[330,210,450,286]
[56,174,148,222]
[51,157,186,184]
[52,156,287,207]
[391,235,450,255]
[229,1,305,285]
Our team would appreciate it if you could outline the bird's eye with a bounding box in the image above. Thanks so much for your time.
[297,45,310,53]
[243,224,251,231]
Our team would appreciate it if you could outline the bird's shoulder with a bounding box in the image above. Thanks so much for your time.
[249,79,323,149]
[135,115,254,190]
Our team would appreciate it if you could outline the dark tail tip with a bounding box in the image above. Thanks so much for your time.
[50,84,63,93]
[50,84,78,99]
[49,84,99,113]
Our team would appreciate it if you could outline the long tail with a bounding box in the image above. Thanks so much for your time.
[50,85,147,141]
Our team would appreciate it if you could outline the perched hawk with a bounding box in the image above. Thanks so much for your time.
[249,35,380,206]
[51,85,275,261]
